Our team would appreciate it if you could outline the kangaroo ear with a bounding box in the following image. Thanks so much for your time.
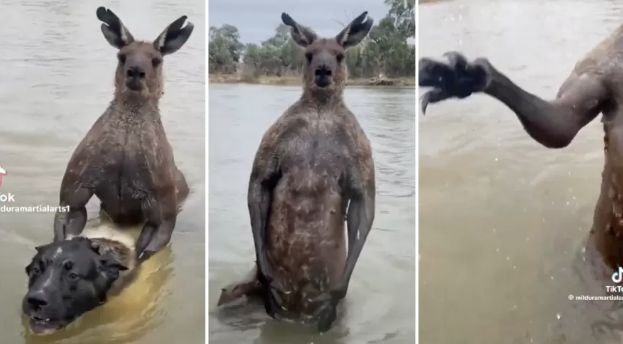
[281,12,318,48]
[96,6,135,49]
[153,15,194,55]
[335,11,373,49]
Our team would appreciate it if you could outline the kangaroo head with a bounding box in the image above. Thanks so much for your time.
[96,7,194,100]
[281,11,373,94]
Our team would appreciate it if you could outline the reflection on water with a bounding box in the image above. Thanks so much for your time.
[208,84,415,344]
[0,1,205,343]
[420,1,623,343]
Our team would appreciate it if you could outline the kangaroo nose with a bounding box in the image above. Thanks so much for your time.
[314,65,332,87]
[126,66,145,79]
[315,65,332,77]
[26,293,49,310]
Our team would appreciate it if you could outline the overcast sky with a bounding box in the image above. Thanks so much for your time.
[209,0,390,44]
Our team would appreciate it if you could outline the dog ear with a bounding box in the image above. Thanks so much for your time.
[89,240,102,254]
[100,253,129,272]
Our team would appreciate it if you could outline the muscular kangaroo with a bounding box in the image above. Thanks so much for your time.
[218,12,376,333]
[53,7,193,261]
[419,25,623,282]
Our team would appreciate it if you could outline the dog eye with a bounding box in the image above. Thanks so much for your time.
[64,261,73,270]
[27,263,41,275]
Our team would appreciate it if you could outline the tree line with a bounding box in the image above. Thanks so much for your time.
[209,0,415,80]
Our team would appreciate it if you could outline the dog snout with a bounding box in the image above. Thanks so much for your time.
[26,290,49,310]
[126,66,146,79]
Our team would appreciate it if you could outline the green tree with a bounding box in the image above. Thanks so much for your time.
[208,24,244,72]
[385,0,415,39]
[243,43,261,67]
[262,24,290,47]
[365,16,413,77]
[209,0,415,82]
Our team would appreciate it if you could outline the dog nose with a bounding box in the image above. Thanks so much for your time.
[26,292,49,310]
[126,66,145,79]
[315,65,332,77]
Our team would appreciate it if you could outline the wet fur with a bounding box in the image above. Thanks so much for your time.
[419,23,623,284]
[219,12,376,332]
[53,7,193,260]
[68,225,138,292]
[23,225,138,335]
[258,100,369,311]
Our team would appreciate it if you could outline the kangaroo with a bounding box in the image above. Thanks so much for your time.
[53,7,193,262]
[217,12,376,333]
[419,26,623,292]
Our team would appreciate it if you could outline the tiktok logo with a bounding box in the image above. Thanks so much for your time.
[0,165,5,186]
[612,266,623,284]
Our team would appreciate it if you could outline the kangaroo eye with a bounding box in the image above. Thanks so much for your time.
[336,53,345,63]
[68,273,79,280]
[152,57,162,67]
[117,53,126,64]
[305,53,313,63]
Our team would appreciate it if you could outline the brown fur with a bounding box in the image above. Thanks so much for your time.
[53,7,194,261]
[219,12,376,333]
[88,236,138,293]
[419,23,623,286]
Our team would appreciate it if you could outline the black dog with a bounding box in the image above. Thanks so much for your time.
[22,226,135,335]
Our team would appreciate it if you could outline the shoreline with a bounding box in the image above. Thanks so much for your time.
[209,74,415,88]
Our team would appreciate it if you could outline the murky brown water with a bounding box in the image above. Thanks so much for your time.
[208,84,415,344]
[0,1,205,343]
[419,1,623,343]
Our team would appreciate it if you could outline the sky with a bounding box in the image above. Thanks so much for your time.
[208,0,390,44]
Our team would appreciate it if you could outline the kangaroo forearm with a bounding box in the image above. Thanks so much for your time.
[248,182,271,258]
[485,69,580,148]
[134,215,176,262]
[337,194,375,296]
[135,221,158,258]
[53,207,87,241]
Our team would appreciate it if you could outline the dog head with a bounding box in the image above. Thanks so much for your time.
[22,237,128,335]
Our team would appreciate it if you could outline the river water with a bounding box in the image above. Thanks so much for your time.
[208,83,415,344]
[419,1,623,343]
[0,1,205,343]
